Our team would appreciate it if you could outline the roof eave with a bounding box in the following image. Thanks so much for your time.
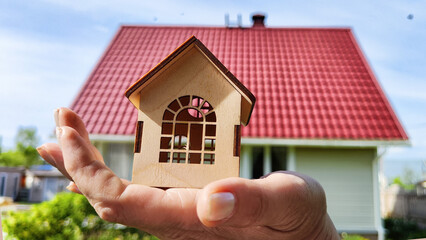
[241,137,411,147]
[90,134,134,142]
[87,134,411,147]
[347,29,409,140]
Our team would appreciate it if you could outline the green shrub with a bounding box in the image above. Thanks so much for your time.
[384,218,426,240]
[341,233,369,240]
[3,192,155,240]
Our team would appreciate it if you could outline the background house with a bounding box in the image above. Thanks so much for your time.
[70,15,408,239]
[0,166,68,202]
[0,167,25,200]
[25,165,68,202]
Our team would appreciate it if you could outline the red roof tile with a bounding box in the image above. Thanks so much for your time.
[71,26,408,141]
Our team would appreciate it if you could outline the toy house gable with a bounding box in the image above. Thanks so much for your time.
[125,36,255,188]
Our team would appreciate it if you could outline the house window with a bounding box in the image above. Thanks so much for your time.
[13,175,19,199]
[251,147,288,179]
[160,95,216,164]
[0,174,6,196]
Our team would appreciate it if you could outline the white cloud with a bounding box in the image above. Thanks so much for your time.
[0,28,102,149]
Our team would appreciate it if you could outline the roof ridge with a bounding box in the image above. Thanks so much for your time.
[119,25,352,31]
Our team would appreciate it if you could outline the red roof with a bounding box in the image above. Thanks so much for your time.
[71,26,408,141]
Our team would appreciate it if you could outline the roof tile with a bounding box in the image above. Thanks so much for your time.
[71,26,408,141]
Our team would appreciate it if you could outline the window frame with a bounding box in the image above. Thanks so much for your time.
[159,95,216,165]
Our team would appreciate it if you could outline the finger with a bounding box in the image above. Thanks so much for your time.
[37,142,128,196]
[55,108,90,144]
[55,107,104,162]
[197,172,327,230]
[57,126,126,203]
[115,185,203,238]
[57,125,202,233]
[57,125,208,237]
[37,143,73,180]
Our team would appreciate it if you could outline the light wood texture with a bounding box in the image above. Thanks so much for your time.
[130,44,243,188]
[126,36,255,126]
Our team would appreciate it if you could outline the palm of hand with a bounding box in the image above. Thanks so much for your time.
[38,108,338,240]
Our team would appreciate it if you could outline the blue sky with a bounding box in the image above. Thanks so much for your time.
[1,0,425,180]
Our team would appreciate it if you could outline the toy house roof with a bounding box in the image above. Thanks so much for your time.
[70,25,408,142]
[125,36,256,126]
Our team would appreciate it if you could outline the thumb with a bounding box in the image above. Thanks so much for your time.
[196,172,327,230]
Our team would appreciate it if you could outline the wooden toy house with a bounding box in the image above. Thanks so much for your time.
[125,36,255,188]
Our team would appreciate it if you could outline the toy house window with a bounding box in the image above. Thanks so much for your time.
[159,95,216,164]
[134,121,143,153]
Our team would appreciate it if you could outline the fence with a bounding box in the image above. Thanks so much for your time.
[382,185,426,229]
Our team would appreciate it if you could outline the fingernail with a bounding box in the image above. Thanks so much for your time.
[56,127,63,141]
[37,145,56,167]
[206,192,235,221]
[66,182,82,194]
[54,108,60,127]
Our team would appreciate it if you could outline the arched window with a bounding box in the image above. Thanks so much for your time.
[159,95,216,164]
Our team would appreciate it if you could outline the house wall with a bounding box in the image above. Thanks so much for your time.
[28,176,68,202]
[105,143,134,180]
[94,141,134,180]
[294,147,377,232]
[28,176,43,202]
[0,171,22,199]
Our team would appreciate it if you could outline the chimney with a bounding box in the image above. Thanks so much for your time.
[252,13,266,28]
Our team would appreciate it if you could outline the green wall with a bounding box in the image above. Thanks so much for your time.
[295,147,377,231]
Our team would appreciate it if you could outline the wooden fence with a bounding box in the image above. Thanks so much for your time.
[382,185,426,228]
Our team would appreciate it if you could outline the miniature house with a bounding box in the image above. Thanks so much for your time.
[125,36,255,188]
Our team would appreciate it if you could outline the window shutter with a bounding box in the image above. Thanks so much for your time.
[234,125,241,157]
[134,121,143,153]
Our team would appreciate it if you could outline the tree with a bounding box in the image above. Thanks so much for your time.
[0,126,44,168]
[16,126,39,149]
[391,167,419,191]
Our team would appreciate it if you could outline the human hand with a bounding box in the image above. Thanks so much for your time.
[37,108,339,240]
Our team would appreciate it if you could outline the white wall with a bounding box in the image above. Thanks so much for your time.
[28,176,68,202]
[295,147,377,232]
[97,142,134,180]
[0,172,21,199]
